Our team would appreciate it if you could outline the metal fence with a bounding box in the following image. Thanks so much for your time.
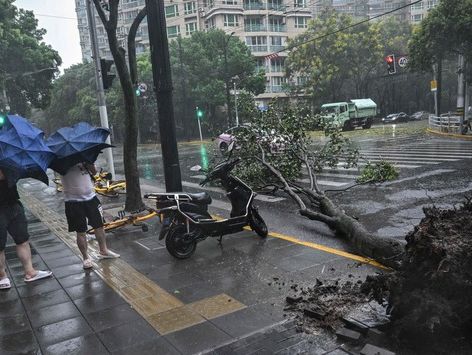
[429,114,463,134]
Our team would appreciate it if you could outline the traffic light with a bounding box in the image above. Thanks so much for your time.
[135,87,141,97]
[196,107,204,119]
[0,113,6,128]
[100,58,116,90]
[386,54,396,75]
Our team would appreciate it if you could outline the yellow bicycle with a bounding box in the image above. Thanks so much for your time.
[53,171,127,198]
[87,207,159,234]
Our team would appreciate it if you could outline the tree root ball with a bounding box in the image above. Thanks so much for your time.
[362,200,472,353]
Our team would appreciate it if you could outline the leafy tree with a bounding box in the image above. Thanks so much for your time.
[286,9,382,107]
[0,0,61,116]
[169,30,265,134]
[232,104,403,268]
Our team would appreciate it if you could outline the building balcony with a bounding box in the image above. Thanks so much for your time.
[267,3,286,11]
[243,2,265,10]
[269,45,285,51]
[248,45,268,52]
[244,23,267,31]
[269,85,284,93]
[268,24,286,32]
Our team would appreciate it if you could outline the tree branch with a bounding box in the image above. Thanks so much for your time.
[108,0,119,28]
[91,0,109,30]
[128,6,147,85]
[299,209,337,226]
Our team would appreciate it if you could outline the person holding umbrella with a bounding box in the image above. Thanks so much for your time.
[47,122,119,269]
[0,115,55,289]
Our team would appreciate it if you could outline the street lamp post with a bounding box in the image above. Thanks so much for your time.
[223,32,235,128]
[232,76,239,126]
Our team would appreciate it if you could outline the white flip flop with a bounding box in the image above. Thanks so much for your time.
[24,270,53,283]
[0,277,11,290]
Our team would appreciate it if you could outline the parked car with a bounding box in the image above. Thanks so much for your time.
[410,111,429,120]
[382,112,409,123]
[216,125,286,154]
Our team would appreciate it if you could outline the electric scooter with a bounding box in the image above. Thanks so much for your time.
[144,158,268,259]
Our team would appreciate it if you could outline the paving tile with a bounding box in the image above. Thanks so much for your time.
[0,314,31,336]
[147,306,205,335]
[210,302,285,338]
[188,293,246,320]
[51,264,86,279]
[0,299,25,318]
[44,334,109,355]
[40,249,76,262]
[164,321,233,354]
[58,271,101,288]
[146,270,204,292]
[17,278,62,298]
[111,337,181,355]
[97,318,160,352]
[22,289,71,311]
[45,255,82,269]
[73,289,126,314]
[172,281,224,304]
[226,280,280,306]
[35,316,94,347]
[0,288,20,303]
[65,280,111,300]
[0,329,40,354]
[28,301,81,328]
[84,303,141,332]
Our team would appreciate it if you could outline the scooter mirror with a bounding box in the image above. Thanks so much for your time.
[190,165,202,172]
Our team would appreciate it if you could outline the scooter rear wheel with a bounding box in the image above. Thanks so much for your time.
[250,207,268,238]
[165,224,197,259]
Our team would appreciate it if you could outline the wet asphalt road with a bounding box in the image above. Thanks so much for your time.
[109,120,472,250]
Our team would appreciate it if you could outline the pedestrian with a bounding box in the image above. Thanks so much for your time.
[0,168,52,289]
[60,162,119,269]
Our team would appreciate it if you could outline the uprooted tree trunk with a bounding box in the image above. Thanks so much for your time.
[257,148,404,269]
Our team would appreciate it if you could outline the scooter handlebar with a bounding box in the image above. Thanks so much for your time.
[200,158,241,186]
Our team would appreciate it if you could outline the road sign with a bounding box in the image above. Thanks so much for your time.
[398,56,408,68]
[431,80,437,92]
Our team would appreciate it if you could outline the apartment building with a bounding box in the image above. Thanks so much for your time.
[75,0,436,103]
[409,0,438,24]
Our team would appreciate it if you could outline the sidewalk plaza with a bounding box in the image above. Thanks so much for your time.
[0,179,377,354]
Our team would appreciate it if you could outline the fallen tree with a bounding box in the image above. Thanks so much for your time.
[232,103,404,268]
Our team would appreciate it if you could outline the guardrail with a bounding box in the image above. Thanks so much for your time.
[428,114,463,134]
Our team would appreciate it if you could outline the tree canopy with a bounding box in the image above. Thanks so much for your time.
[0,0,61,115]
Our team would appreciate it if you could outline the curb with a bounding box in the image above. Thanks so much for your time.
[426,128,472,140]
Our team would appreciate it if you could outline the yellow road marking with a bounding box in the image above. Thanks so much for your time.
[427,128,472,140]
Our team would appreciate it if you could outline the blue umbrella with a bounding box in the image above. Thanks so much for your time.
[0,115,54,186]
[46,122,112,175]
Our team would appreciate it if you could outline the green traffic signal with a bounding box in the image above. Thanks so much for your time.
[135,88,141,97]
[196,108,203,118]
[0,114,6,128]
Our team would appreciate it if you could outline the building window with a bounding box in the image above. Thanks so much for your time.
[165,5,179,18]
[295,17,307,28]
[294,0,306,8]
[223,0,237,4]
[270,57,285,72]
[427,0,437,9]
[186,22,197,35]
[411,14,423,22]
[206,18,216,29]
[296,76,307,86]
[411,1,424,10]
[224,14,239,27]
[184,2,196,15]
[167,25,180,38]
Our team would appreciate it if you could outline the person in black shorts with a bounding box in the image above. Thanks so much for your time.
[60,163,119,269]
[0,169,52,289]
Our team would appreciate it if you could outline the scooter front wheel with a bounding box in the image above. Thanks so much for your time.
[249,207,268,238]
[165,224,197,259]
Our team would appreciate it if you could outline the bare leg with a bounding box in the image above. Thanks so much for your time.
[16,242,36,279]
[76,232,89,260]
[0,250,7,279]
[94,227,109,255]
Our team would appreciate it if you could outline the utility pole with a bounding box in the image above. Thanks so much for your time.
[86,0,115,177]
[223,32,234,128]
[177,36,190,141]
[233,78,239,126]
[456,53,466,132]
[145,0,182,192]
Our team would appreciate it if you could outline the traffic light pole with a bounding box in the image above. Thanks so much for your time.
[86,0,115,177]
[145,0,182,192]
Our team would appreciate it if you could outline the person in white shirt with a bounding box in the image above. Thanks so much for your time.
[61,163,119,269]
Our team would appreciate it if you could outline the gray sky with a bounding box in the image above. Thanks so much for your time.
[15,0,82,70]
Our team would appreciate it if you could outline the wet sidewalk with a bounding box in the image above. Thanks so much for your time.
[0,180,379,354]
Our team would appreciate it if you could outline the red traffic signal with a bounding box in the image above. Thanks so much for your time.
[385,54,396,74]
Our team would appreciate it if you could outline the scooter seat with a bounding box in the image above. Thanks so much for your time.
[188,192,212,205]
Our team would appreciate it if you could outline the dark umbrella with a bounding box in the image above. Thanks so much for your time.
[46,122,112,175]
[0,115,54,186]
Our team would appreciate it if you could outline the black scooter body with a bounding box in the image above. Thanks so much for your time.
[145,159,267,259]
